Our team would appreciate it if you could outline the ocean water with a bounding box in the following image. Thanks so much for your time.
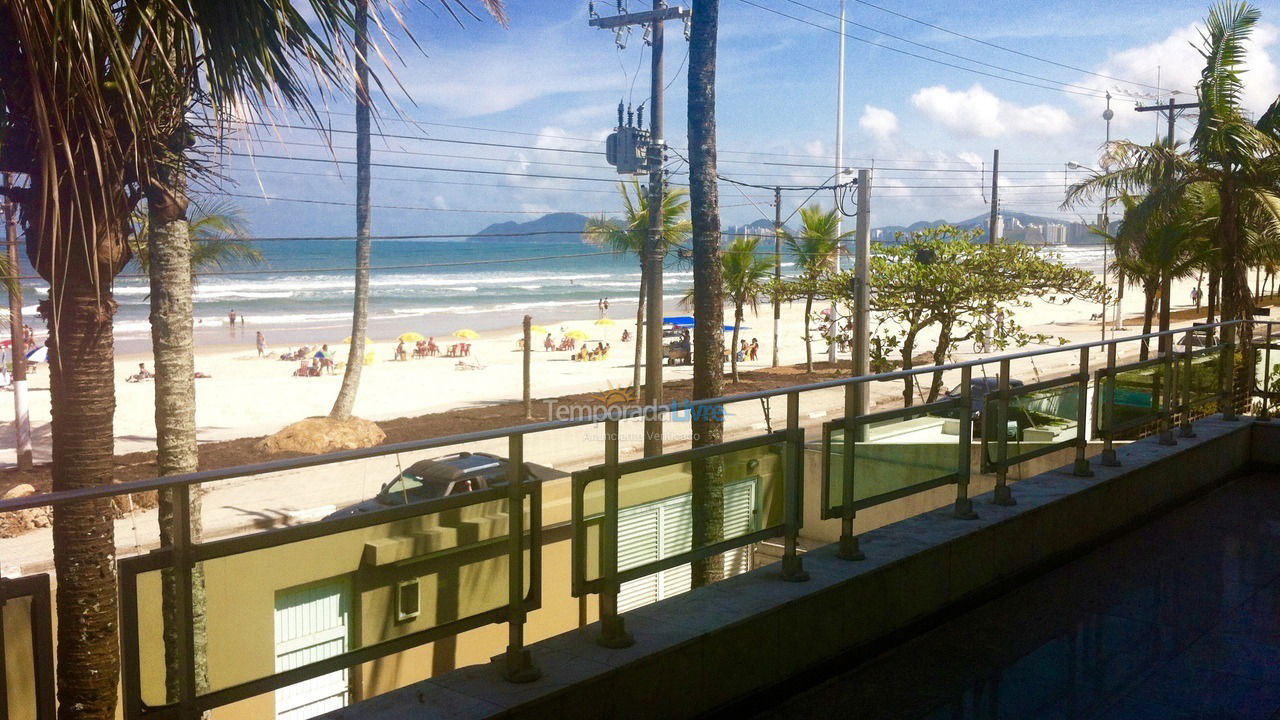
[12,239,1108,352]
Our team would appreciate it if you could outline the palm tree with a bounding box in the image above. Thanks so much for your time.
[783,205,851,372]
[130,200,263,274]
[584,181,690,392]
[1065,2,1280,348]
[687,0,726,589]
[721,235,773,383]
[0,3,360,715]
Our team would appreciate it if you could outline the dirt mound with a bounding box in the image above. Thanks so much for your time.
[258,416,387,455]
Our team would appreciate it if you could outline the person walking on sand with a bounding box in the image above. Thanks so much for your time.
[544,333,554,352]
[256,331,266,358]
[1191,285,1202,310]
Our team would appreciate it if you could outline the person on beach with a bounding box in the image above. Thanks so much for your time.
[395,340,407,361]
[621,328,630,343]
[137,363,153,379]
[603,298,609,315]
[228,309,237,326]
[256,331,266,358]
[1191,285,1202,310]
[749,338,759,361]
[544,333,554,351]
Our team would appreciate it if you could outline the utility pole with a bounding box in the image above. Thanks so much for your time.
[3,172,32,470]
[851,169,871,414]
[591,1,689,457]
[1136,97,1198,356]
[772,185,782,368]
[1100,93,1113,342]
[987,149,999,243]
[829,0,846,366]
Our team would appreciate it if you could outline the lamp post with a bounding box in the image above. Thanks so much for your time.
[1067,159,1110,342]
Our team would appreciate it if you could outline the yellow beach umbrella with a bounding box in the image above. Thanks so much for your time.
[453,329,480,339]
[398,332,425,343]
[594,317,616,326]
[530,325,548,334]
[565,329,589,341]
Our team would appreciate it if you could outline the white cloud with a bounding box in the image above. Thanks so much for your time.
[911,84,1073,138]
[859,105,899,142]
[1086,22,1280,130]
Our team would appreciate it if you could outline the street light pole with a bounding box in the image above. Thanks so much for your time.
[828,0,846,367]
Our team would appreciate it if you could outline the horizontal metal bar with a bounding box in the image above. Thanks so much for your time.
[0,320,1246,516]
[0,573,49,600]
[588,6,690,29]
[583,525,784,593]
[824,398,960,431]
[1006,372,1083,398]
[848,473,959,512]
[577,431,786,482]
[994,438,1078,469]
[1107,355,1173,376]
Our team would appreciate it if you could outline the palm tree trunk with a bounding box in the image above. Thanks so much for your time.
[730,304,742,383]
[330,0,372,420]
[632,262,646,394]
[688,0,725,589]
[1158,271,1172,355]
[1207,267,1220,324]
[803,294,814,373]
[45,288,120,719]
[146,166,209,701]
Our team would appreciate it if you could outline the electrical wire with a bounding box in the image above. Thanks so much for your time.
[737,0,1108,98]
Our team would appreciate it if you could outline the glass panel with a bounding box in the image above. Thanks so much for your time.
[825,407,961,514]
[983,383,1081,465]
[133,493,532,700]
[3,595,39,720]
[1185,349,1224,410]
[1254,345,1280,398]
[1098,362,1169,436]
[581,441,785,589]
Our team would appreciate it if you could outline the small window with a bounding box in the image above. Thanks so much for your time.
[396,579,421,622]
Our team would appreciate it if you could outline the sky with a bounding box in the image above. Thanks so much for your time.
[215,0,1280,239]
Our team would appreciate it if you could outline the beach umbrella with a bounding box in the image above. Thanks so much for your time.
[530,325,548,334]
[398,332,425,343]
[594,317,616,326]
[25,346,47,364]
[453,329,480,339]
[565,330,589,341]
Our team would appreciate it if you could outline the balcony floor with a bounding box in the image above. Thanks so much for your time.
[756,473,1280,720]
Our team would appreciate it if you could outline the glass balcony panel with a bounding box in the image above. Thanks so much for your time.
[825,407,961,514]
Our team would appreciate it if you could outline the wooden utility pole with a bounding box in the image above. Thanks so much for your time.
[987,149,999,243]
[591,1,690,457]
[3,172,32,469]
[772,185,782,368]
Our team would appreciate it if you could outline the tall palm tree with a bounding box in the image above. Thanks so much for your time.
[0,3,359,716]
[721,235,773,383]
[130,200,263,273]
[783,205,851,372]
[687,0,726,589]
[584,181,690,392]
[1065,2,1280,347]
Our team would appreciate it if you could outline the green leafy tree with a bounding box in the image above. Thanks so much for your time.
[782,205,851,373]
[584,181,690,392]
[826,226,1105,405]
[1065,1,1280,350]
[720,235,773,383]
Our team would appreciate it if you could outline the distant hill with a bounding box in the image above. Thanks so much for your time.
[468,212,590,242]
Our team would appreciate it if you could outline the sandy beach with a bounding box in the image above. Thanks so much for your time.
[0,268,1224,469]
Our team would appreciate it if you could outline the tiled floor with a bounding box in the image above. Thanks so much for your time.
[756,474,1280,720]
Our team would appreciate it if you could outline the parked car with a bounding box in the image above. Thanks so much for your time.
[326,452,563,518]
[943,376,1025,437]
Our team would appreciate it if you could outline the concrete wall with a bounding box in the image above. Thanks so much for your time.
[327,416,1262,720]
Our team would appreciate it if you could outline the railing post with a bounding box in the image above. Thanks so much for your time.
[171,483,198,719]
[954,365,978,518]
[1158,332,1177,446]
[1261,333,1273,420]
[1223,322,1238,421]
[992,359,1015,506]
[1073,347,1094,476]
[837,381,865,560]
[1101,342,1121,466]
[596,418,633,648]
[502,433,540,682]
[781,392,809,580]
[1180,330,1197,438]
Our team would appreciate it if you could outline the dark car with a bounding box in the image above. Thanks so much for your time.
[327,452,564,519]
[943,376,1025,436]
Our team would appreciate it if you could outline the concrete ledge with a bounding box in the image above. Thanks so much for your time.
[319,417,1257,720]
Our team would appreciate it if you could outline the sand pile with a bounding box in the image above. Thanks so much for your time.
[258,416,387,455]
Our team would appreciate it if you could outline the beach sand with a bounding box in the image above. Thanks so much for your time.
[0,270,1228,468]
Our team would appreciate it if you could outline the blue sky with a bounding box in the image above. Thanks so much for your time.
[218,0,1280,238]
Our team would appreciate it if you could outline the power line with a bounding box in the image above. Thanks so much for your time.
[843,0,1180,95]
[777,0,1110,97]
[737,0,1107,98]
[217,190,757,213]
